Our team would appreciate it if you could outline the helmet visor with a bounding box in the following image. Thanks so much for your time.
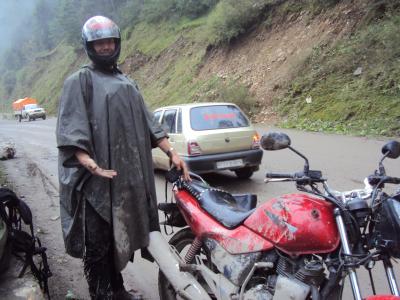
[83,16,120,42]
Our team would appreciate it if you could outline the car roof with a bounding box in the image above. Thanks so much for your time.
[154,102,237,111]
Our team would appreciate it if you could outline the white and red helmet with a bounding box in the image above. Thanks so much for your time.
[82,16,121,67]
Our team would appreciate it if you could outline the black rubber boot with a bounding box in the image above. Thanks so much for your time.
[84,202,114,300]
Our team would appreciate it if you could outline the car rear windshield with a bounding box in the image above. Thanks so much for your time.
[190,105,249,131]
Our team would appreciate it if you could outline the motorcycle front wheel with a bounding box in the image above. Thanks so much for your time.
[158,227,216,300]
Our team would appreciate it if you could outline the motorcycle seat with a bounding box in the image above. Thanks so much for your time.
[184,180,257,229]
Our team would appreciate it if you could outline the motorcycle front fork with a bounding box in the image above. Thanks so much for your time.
[384,258,400,296]
[334,209,400,300]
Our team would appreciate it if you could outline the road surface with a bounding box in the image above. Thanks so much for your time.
[0,117,399,299]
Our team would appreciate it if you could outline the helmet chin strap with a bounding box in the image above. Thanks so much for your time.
[86,42,121,69]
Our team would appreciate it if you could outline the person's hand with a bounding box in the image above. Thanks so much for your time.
[76,150,117,179]
[170,153,191,181]
[89,164,117,179]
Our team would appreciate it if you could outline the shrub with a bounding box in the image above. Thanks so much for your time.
[140,0,217,23]
[207,0,274,44]
[175,0,218,18]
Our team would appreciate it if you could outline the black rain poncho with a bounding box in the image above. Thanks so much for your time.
[56,64,166,271]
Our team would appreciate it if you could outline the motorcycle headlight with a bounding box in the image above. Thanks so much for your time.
[393,198,400,216]
[372,198,400,258]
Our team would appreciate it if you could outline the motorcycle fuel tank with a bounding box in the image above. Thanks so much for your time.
[244,193,340,256]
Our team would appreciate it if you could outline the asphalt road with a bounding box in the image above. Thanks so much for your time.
[1,117,399,299]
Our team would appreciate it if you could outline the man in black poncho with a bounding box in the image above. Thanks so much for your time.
[56,16,189,300]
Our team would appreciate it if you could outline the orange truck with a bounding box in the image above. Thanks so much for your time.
[12,97,46,122]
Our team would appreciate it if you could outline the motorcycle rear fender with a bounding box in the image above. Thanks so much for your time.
[158,202,187,227]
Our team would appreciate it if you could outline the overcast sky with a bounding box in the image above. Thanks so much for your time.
[0,1,37,55]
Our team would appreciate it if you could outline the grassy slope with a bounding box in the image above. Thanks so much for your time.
[1,1,399,137]
[277,13,400,136]
[3,45,87,115]
[120,16,257,115]
[121,17,211,107]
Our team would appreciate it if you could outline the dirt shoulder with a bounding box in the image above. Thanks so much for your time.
[0,151,89,299]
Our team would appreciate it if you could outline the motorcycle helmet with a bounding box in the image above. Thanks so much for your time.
[82,16,121,67]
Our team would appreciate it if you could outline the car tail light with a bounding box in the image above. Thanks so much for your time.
[187,140,202,156]
[252,132,260,149]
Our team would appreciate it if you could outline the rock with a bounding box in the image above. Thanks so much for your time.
[36,227,47,234]
[306,96,312,104]
[0,144,16,160]
[353,67,363,76]
[217,72,227,79]
[0,256,45,300]
[277,55,287,62]
[50,215,60,221]
[13,282,44,300]
[66,290,77,299]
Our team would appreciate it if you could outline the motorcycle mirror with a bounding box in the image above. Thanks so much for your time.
[260,132,291,151]
[382,140,400,159]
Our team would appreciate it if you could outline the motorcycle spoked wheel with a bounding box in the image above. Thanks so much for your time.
[158,227,216,300]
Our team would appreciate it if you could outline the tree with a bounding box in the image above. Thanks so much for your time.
[33,0,55,50]
[116,0,144,28]
[2,71,17,96]
[52,0,82,46]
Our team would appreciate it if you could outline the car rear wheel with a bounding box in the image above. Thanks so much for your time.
[42,115,46,120]
[234,167,254,179]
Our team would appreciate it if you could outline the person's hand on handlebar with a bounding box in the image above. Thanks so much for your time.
[170,152,191,181]
[157,138,191,181]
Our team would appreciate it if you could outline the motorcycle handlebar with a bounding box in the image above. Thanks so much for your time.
[266,170,324,180]
[265,172,296,179]
[165,167,183,183]
[368,175,400,185]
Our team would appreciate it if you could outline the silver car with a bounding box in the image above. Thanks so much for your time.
[152,102,263,179]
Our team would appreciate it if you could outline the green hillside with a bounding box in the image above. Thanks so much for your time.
[0,0,399,136]
[278,6,400,136]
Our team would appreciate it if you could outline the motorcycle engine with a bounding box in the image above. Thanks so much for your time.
[205,238,326,300]
[204,238,262,286]
[242,254,325,300]
[277,255,325,287]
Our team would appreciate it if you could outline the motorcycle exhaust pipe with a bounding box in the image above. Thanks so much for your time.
[147,231,211,300]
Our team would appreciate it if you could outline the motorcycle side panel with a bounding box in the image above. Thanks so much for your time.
[244,193,340,256]
[175,190,274,254]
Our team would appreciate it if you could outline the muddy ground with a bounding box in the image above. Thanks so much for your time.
[2,118,400,299]
[0,153,90,300]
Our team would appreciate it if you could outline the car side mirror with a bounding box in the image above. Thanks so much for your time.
[260,132,291,151]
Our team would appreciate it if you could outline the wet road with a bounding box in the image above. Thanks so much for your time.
[1,117,399,299]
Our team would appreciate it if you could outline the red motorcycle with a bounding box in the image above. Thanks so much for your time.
[157,132,400,300]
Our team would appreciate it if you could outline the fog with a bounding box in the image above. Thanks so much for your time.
[0,1,37,55]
